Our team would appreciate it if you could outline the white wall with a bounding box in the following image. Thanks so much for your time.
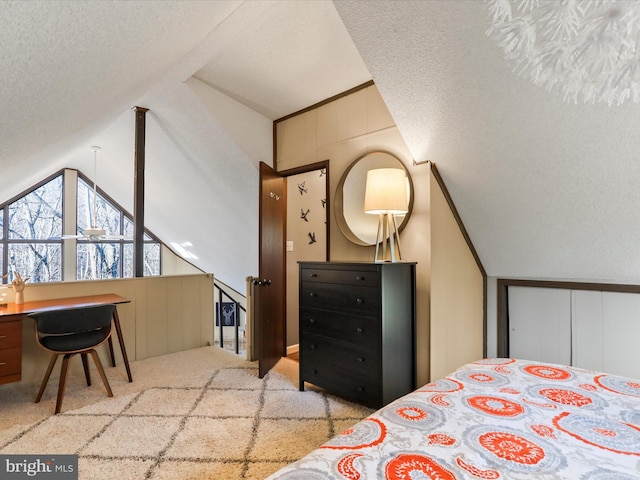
[162,244,204,275]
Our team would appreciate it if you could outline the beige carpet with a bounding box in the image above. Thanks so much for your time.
[0,347,373,479]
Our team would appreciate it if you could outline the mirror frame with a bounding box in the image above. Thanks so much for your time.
[335,151,414,246]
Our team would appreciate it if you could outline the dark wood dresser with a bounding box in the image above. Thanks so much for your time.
[298,261,416,408]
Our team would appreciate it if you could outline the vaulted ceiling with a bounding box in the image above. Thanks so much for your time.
[2,0,640,292]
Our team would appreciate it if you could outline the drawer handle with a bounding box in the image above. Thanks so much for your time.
[356,327,363,333]
[313,369,318,374]
[356,386,364,392]
[309,273,317,278]
[309,292,316,297]
[356,276,365,281]
[0,362,5,366]
[309,318,315,324]
[356,298,363,304]
[0,335,6,339]
[356,357,364,363]
[310,344,317,350]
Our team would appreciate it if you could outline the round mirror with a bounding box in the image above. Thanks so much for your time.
[335,151,414,246]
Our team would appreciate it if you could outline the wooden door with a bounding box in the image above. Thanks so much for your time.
[256,162,286,377]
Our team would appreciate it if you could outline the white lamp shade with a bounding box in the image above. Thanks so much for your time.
[364,168,409,215]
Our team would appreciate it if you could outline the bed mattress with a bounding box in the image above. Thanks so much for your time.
[267,358,640,479]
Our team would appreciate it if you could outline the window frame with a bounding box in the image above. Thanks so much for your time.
[1,171,64,283]
[1,168,162,284]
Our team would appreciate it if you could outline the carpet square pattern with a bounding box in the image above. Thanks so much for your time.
[0,364,372,479]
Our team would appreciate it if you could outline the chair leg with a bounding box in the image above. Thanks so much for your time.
[107,336,116,367]
[89,349,113,398]
[35,354,58,404]
[55,354,73,414]
[81,353,92,386]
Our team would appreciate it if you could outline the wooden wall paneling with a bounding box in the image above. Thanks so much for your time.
[15,274,214,383]
[134,277,149,360]
[166,276,184,353]
[201,274,215,347]
[429,171,484,381]
[183,275,205,350]
[147,278,170,358]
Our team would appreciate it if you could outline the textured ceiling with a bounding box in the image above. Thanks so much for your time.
[0,0,369,291]
[2,0,640,290]
[193,0,370,119]
[335,0,640,284]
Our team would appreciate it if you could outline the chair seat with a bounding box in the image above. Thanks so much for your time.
[30,304,117,414]
[40,328,110,352]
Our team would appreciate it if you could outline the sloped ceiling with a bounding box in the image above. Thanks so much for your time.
[334,0,640,284]
[0,0,369,292]
[2,0,640,291]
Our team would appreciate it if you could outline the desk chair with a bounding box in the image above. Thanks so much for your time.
[29,304,116,414]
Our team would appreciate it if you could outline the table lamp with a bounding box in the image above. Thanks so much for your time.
[364,168,409,262]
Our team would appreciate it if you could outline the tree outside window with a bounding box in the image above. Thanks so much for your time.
[5,176,62,283]
[75,177,160,279]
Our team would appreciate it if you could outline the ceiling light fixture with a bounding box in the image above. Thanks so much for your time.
[486,0,640,105]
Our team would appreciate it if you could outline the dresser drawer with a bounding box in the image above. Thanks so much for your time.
[299,261,416,409]
[301,363,381,408]
[300,308,379,346]
[0,320,21,350]
[301,282,380,315]
[0,347,22,376]
[300,267,379,287]
[302,333,380,377]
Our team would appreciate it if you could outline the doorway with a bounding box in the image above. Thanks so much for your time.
[282,161,329,354]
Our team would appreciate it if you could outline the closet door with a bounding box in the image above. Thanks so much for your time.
[508,287,571,365]
[571,290,603,372]
[602,291,640,379]
[573,290,640,379]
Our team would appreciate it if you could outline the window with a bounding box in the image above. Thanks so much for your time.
[1,170,161,283]
[5,175,63,282]
[75,177,160,280]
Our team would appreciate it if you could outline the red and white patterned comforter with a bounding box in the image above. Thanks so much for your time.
[267,358,640,479]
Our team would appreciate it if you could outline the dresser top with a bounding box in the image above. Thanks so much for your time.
[298,261,417,266]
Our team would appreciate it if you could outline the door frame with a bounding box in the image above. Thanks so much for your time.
[279,160,330,260]
[277,160,330,354]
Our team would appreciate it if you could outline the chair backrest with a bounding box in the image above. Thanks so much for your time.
[29,304,116,335]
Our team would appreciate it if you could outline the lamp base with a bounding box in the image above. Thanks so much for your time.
[373,213,403,262]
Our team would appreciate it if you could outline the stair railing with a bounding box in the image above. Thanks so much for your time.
[214,280,247,356]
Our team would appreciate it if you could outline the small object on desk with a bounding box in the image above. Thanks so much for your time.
[0,290,7,307]
[12,272,28,305]
[2,271,29,305]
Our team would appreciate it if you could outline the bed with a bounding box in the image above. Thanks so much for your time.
[267,358,640,479]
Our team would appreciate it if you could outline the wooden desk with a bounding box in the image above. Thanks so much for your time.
[0,293,133,384]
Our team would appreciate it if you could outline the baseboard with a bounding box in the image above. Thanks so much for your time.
[286,344,299,355]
